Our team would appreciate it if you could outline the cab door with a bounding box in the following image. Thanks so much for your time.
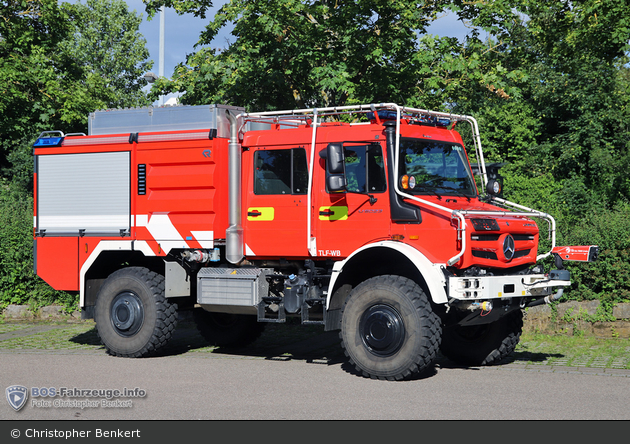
[243,147,309,258]
[313,142,391,258]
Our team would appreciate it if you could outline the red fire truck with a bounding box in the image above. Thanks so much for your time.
[32,103,598,380]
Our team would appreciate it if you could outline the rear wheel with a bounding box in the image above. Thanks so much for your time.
[340,275,441,380]
[193,309,265,347]
[94,267,178,357]
[440,309,523,366]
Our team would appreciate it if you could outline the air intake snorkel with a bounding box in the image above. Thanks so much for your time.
[225,111,244,264]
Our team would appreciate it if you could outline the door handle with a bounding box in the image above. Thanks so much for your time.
[248,210,262,217]
[319,210,335,217]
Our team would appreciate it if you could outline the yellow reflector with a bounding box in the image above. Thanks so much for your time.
[247,207,275,221]
[318,206,348,221]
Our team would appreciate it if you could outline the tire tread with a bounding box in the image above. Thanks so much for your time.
[95,267,178,358]
[340,275,442,381]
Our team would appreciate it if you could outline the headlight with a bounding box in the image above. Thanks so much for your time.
[486,179,502,195]
[408,175,416,189]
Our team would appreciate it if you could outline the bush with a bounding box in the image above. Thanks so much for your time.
[565,201,630,304]
[503,167,630,305]
[0,182,77,311]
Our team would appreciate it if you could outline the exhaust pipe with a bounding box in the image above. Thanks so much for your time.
[225,111,244,264]
[526,288,565,308]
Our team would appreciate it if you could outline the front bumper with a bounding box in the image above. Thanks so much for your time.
[448,272,570,301]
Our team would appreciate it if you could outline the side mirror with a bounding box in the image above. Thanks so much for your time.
[327,175,347,192]
[326,143,346,192]
[326,143,345,174]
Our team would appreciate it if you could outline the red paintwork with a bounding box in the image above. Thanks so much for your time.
[552,245,598,262]
[35,237,79,291]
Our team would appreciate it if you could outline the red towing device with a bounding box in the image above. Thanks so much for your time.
[32,103,598,380]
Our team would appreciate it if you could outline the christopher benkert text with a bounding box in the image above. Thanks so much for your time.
[26,429,140,438]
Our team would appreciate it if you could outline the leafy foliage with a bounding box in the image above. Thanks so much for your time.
[146,0,522,111]
[0,183,76,310]
[61,0,153,111]
[0,0,152,179]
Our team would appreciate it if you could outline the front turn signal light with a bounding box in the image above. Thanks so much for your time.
[401,175,410,189]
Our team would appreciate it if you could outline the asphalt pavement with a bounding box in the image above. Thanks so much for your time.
[1,313,629,377]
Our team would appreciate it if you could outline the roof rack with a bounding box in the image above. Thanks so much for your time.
[238,103,463,124]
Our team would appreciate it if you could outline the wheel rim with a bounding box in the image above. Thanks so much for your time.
[359,304,406,357]
[110,291,144,337]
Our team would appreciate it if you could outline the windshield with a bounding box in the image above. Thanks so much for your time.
[398,138,477,197]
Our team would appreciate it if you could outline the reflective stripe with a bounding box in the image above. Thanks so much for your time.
[136,214,214,252]
[191,231,214,249]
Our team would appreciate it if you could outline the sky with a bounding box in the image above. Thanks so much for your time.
[122,1,475,103]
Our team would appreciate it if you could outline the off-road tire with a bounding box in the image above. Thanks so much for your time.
[94,267,178,357]
[339,275,442,380]
[440,309,523,366]
[193,309,265,348]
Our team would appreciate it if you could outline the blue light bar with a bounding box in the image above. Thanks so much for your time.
[366,110,451,127]
[33,136,64,147]
[417,115,451,127]
[367,110,399,121]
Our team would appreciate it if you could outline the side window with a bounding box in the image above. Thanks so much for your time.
[292,148,308,193]
[254,148,308,195]
[329,144,386,193]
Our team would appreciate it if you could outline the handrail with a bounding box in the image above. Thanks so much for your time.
[307,109,319,256]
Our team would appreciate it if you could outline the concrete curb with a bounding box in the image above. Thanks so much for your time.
[525,301,630,338]
[1,304,81,322]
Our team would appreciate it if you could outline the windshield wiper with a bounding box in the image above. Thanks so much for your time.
[441,188,473,201]
[413,185,443,199]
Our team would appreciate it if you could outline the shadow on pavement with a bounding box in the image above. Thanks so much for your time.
[69,317,346,364]
[67,315,568,380]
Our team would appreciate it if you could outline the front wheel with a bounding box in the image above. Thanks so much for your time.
[340,275,442,380]
[440,309,523,366]
[94,267,178,357]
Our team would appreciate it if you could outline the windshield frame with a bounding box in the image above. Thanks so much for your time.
[397,137,478,198]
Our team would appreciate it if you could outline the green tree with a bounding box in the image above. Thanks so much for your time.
[451,0,630,205]
[1,1,77,147]
[145,0,522,111]
[1,0,153,185]
[61,0,153,110]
